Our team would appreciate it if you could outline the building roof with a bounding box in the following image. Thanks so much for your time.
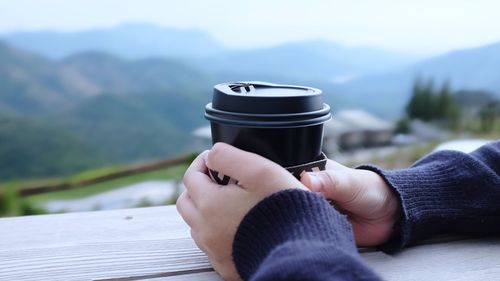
[325,109,393,136]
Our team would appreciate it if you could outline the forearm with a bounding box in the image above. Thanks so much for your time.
[359,141,500,250]
[233,189,382,281]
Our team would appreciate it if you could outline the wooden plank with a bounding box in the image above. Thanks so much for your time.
[0,206,499,281]
[0,206,186,251]
[362,238,500,281]
[134,272,221,281]
[0,206,218,281]
[0,238,215,281]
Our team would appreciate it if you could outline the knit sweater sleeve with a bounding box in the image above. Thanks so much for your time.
[232,189,382,281]
[358,140,500,251]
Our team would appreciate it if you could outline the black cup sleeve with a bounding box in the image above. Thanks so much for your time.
[209,153,327,185]
[284,152,328,179]
[209,169,237,185]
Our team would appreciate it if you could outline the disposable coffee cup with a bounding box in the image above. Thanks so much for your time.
[205,81,331,184]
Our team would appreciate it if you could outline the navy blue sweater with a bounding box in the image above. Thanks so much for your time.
[232,141,500,281]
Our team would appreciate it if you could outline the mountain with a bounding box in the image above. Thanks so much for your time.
[0,41,211,180]
[1,34,500,179]
[192,40,420,82]
[0,38,215,114]
[60,51,214,96]
[0,41,96,115]
[332,41,500,118]
[1,23,223,59]
[1,24,420,82]
[0,41,214,114]
[410,42,500,91]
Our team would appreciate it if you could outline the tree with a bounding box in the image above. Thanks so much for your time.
[479,102,500,132]
[420,79,435,121]
[406,77,436,121]
[405,78,460,130]
[436,81,452,119]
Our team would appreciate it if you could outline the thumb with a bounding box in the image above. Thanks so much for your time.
[301,170,361,203]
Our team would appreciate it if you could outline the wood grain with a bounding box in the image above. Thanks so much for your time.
[0,206,499,281]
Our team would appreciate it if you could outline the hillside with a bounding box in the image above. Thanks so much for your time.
[0,113,101,180]
[55,89,210,162]
[0,42,94,114]
[60,51,213,96]
[0,42,211,180]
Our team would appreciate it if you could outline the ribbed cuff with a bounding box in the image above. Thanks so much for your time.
[357,149,496,252]
[232,189,357,280]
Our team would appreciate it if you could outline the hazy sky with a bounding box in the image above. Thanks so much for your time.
[1,0,499,54]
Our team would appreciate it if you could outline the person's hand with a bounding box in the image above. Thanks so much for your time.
[301,160,401,246]
[176,143,306,281]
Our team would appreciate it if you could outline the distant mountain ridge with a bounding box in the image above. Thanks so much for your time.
[0,23,421,81]
[191,40,420,82]
[1,23,223,59]
[332,41,500,117]
[410,42,500,91]
[0,40,213,115]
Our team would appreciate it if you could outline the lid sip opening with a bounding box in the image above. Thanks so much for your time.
[229,83,256,93]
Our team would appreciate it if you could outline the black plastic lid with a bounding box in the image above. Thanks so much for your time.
[205,81,331,128]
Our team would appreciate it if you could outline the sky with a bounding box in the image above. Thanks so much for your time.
[0,0,499,55]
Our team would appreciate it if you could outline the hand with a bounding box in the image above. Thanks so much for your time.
[177,143,306,281]
[300,160,401,246]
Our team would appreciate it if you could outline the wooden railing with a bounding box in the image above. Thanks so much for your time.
[18,153,195,197]
[0,153,196,199]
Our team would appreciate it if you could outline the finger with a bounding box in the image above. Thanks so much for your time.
[176,191,199,227]
[183,151,220,203]
[184,150,209,179]
[206,142,291,189]
[325,159,350,171]
[300,170,362,204]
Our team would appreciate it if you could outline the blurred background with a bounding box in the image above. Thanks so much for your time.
[1,0,499,216]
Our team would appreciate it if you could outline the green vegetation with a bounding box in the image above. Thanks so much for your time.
[0,182,48,217]
[1,164,187,216]
[405,78,460,128]
[454,90,500,133]
[403,78,500,133]
[395,117,411,134]
[57,93,191,163]
[0,113,102,180]
[25,164,186,205]
[478,101,500,132]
